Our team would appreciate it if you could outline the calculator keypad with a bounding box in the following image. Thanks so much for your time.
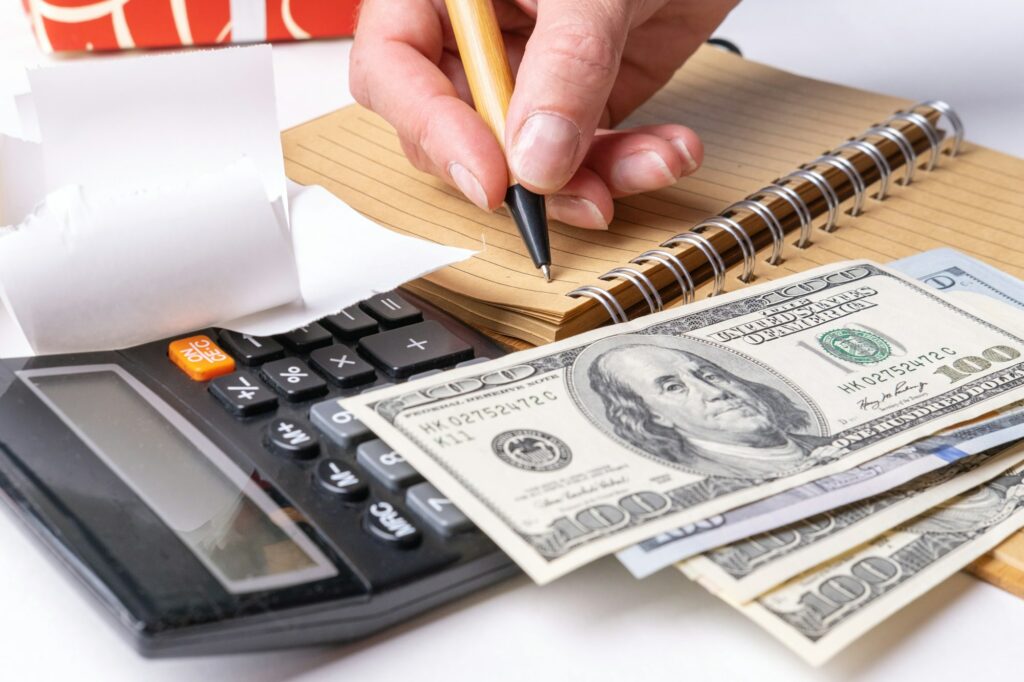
[189,290,497,579]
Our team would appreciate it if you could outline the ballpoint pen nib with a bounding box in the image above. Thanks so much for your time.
[541,264,552,282]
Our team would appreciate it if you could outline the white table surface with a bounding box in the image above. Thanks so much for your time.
[2,2,1023,680]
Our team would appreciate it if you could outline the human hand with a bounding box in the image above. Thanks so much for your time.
[350,0,738,229]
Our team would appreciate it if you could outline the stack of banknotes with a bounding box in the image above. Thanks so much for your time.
[342,249,1024,665]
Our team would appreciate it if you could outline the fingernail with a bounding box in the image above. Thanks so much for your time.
[448,162,490,210]
[510,112,581,192]
[671,137,698,173]
[547,195,608,230]
[611,150,678,193]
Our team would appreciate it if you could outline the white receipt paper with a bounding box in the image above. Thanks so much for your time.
[0,46,472,357]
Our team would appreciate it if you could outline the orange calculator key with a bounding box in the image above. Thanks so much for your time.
[168,335,236,382]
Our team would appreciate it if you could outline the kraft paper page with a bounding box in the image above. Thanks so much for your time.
[283,45,1024,341]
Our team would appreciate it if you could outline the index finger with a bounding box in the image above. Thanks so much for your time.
[350,0,510,210]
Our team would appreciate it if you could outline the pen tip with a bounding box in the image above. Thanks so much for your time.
[541,264,552,282]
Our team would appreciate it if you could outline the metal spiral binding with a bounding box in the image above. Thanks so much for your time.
[835,140,892,200]
[752,184,813,248]
[631,250,696,304]
[566,285,628,324]
[599,267,664,314]
[568,100,961,325]
[886,112,942,171]
[692,216,757,282]
[661,232,726,295]
[911,100,964,157]
[805,155,867,217]
[726,200,785,265]
[861,126,917,185]
[780,169,841,232]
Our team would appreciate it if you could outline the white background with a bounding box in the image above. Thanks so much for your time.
[2,1,1023,680]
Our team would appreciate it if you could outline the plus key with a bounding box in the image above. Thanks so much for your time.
[359,321,473,378]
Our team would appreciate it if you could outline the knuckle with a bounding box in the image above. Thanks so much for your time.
[539,27,621,90]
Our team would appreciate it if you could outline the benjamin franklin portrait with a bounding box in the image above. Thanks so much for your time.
[570,335,829,480]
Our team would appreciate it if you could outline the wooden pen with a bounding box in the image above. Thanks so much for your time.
[444,0,552,282]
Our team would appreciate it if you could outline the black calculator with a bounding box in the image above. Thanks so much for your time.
[0,291,519,657]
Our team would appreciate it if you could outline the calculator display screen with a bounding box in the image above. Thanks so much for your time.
[20,366,338,594]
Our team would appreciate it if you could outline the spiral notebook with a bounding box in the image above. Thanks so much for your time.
[282,45,1024,346]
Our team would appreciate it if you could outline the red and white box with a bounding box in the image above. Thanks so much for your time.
[20,0,358,52]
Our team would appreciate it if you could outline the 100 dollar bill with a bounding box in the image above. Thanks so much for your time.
[342,261,1024,583]
[618,248,1024,578]
[683,439,1024,602]
[680,249,1024,600]
[618,402,1024,578]
[738,457,1024,665]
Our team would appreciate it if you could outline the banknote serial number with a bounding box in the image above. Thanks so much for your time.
[417,391,560,447]
[837,348,956,394]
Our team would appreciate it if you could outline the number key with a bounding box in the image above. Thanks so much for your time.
[310,399,372,448]
[357,440,423,490]
[406,482,472,536]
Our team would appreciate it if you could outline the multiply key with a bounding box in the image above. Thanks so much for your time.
[261,358,327,401]
[310,344,376,388]
[359,320,473,378]
[266,417,319,459]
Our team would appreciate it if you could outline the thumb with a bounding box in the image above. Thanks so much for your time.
[506,0,634,193]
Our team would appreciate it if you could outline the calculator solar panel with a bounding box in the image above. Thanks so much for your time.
[0,291,519,657]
